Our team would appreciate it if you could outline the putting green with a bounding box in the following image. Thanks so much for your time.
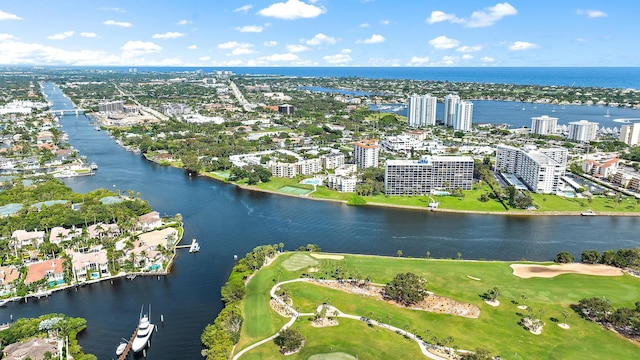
[281,253,319,271]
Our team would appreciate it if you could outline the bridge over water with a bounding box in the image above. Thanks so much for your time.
[46,109,87,116]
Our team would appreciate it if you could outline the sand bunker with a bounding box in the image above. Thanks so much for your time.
[310,253,345,260]
[510,263,623,279]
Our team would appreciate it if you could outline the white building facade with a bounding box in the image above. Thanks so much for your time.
[620,123,640,146]
[454,101,473,131]
[495,145,568,194]
[353,140,379,169]
[530,115,558,135]
[384,156,474,195]
[567,120,599,142]
[407,95,437,127]
[444,94,460,127]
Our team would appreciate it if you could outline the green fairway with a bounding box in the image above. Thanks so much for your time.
[235,252,640,360]
[281,253,319,271]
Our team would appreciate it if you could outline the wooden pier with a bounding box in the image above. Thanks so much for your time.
[118,328,138,360]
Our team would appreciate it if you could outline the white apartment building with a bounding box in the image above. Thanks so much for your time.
[530,115,558,135]
[407,95,437,127]
[353,140,379,169]
[380,135,424,152]
[320,152,345,170]
[568,120,599,142]
[454,101,474,132]
[495,145,567,194]
[444,94,460,127]
[296,158,322,176]
[384,156,474,195]
[620,122,640,146]
[327,175,357,192]
[269,162,297,178]
[98,100,124,113]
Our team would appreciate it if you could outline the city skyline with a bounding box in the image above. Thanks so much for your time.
[0,1,636,67]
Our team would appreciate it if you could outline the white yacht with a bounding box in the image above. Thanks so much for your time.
[115,340,127,356]
[132,306,155,353]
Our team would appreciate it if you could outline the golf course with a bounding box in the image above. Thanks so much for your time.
[231,252,640,359]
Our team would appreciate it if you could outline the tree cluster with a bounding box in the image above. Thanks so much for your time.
[575,297,640,339]
[273,327,305,354]
[383,272,428,306]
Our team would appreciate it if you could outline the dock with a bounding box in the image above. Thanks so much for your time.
[175,238,200,252]
[118,328,138,360]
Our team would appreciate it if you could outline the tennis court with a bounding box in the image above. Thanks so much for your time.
[278,186,313,195]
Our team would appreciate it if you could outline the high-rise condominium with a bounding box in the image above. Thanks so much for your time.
[407,95,437,127]
[454,101,473,131]
[444,94,460,127]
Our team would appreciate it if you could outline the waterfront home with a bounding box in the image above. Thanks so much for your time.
[49,226,82,244]
[131,227,178,267]
[2,337,61,360]
[11,229,45,249]
[138,211,162,231]
[66,249,109,281]
[87,223,120,239]
[0,266,20,293]
[24,259,65,285]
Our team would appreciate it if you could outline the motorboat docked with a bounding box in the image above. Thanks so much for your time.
[189,239,200,253]
[0,299,10,307]
[132,305,155,353]
[90,162,98,170]
[581,210,596,216]
[115,339,128,356]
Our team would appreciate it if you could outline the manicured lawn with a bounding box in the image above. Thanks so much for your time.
[235,253,640,360]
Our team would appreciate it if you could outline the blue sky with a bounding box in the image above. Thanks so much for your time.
[0,1,636,67]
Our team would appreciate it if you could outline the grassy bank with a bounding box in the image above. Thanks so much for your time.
[235,252,640,359]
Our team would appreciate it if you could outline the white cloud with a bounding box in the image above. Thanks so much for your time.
[509,41,538,50]
[427,2,517,28]
[406,56,430,66]
[426,11,463,24]
[0,33,15,41]
[304,33,336,46]
[359,23,370,28]
[258,0,325,20]
[121,41,162,54]
[233,5,253,13]
[323,49,352,64]
[262,53,300,61]
[0,40,118,65]
[176,19,192,25]
[467,2,517,28]
[80,32,98,38]
[441,56,458,65]
[187,44,197,50]
[152,32,185,39]
[462,54,473,60]
[199,56,211,61]
[231,48,256,55]
[264,40,278,46]
[287,44,308,52]
[456,45,482,53]
[0,10,22,20]
[235,25,264,33]
[577,9,607,18]
[428,36,460,50]
[48,31,74,40]
[481,56,495,63]
[104,20,133,27]
[380,20,391,25]
[358,34,385,44]
[368,58,401,67]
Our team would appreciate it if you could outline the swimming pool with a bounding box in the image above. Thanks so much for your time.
[300,178,322,186]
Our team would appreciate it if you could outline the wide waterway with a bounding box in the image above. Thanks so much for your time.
[2,83,639,359]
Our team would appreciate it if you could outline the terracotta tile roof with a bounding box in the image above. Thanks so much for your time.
[25,259,64,285]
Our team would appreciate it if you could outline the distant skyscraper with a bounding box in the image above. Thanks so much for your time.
[454,101,473,131]
[444,94,460,127]
[530,115,558,135]
[407,95,437,127]
[620,123,640,146]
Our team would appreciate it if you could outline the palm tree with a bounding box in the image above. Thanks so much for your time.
[426,251,430,259]
[561,310,569,325]
[520,294,528,308]
[457,252,462,260]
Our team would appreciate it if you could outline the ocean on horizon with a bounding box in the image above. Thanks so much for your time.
[67,66,640,89]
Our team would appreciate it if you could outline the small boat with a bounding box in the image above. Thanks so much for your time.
[115,339,127,356]
[581,210,596,216]
[604,109,610,118]
[189,239,200,253]
[94,126,100,131]
[90,162,98,170]
[0,299,9,307]
[132,305,155,353]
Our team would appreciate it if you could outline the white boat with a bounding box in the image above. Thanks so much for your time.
[189,239,200,253]
[581,210,596,216]
[0,299,9,307]
[132,306,155,353]
[90,162,98,170]
[94,126,100,131]
[604,109,610,118]
[115,340,127,356]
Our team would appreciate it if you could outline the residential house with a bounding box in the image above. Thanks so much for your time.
[66,248,110,280]
[138,211,162,231]
[49,226,82,244]
[2,338,61,360]
[87,223,120,239]
[0,266,20,293]
[582,158,619,179]
[25,258,65,285]
[132,227,178,267]
[11,229,45,248]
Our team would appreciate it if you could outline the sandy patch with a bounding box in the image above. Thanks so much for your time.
[558,323,570,329]
[467,275,481,281]
[310,317,339,328]
[510,263,623,279]
[484,299,500,307]
[310,253,345,260]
